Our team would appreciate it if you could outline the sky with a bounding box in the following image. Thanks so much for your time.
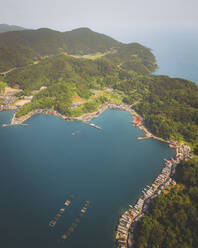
[1,0,198,33]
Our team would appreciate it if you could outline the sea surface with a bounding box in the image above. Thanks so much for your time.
[109,27,198,85]
[0,110,175,248]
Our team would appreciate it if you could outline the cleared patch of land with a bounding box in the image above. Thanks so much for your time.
[14,99,31,107]
[4,87,22,96]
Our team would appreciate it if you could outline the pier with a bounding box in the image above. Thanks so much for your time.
[88,123,102,130]
[137,136,151,140]
[2,123,13,127]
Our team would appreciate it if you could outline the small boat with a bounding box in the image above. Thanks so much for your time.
[64,200,71,206]
[81,207,87,213]
[169,144,177,148]
[62,234,68,240]
[59,208,65,213]
[49,220,56,227]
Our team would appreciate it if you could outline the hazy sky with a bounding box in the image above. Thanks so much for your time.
[1,0,198,33]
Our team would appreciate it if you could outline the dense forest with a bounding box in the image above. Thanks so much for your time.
[0,24,25,33]
[2,35,198,146]
[0,27,121,72]
[133,159,198,248]
[116,75,198,144]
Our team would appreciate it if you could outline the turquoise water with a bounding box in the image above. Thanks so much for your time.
[0,110,175,248]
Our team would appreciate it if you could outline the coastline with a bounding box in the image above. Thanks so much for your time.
[2,102,192,248]
[115,147,192,248]
[9,102,168,144]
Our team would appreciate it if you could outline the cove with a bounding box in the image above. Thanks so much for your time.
[0,109,175,248]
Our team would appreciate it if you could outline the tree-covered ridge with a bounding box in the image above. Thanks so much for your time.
[5,54,119,91]
[0,46,39,72]
[0,24,26,33]
[5,41,156,91]
[0,80,7,94]
[15,82,74,117]
[116,75,198,143]
[0,27,121,72]
[63,27,122,54]
[134,159,198,248]
[106,43,157,73]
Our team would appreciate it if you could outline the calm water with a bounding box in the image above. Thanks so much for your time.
[0,110,175,248]
[109,27,198,85]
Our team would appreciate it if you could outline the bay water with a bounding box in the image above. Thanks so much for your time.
[0,109,175,248]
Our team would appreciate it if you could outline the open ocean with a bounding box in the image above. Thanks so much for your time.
[109,27,198,85]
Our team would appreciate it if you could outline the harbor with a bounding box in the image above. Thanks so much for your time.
[0,109,177,248]
[7,102,164,144]
[115,144,192,248]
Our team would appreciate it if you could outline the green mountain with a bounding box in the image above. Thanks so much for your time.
[0,27,122,72]
[0,24,26,33]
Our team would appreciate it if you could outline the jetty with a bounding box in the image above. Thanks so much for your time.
[88,123,102,130]
[2,123,13,127]
[137,136,151,140]
[9,102,169,144]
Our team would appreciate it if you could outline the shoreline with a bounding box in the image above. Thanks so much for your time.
[115,145,191,248]
[9,102,168,144]
[2,102,192,248]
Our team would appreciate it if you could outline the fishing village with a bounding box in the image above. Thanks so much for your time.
[2,101,175,144]
[115,142,192,248]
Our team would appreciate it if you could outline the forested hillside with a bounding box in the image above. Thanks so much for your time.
[116,75,198,143]
[0,24,25,33]
[133,159,198,248]
[1,27,198,145]
[0,27,121,72]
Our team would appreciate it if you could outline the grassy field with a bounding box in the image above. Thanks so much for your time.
[70,51,112,60]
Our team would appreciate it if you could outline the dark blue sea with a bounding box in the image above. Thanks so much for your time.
[0,110,175,248]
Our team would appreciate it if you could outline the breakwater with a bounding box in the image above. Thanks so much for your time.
[115,144,192,248]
